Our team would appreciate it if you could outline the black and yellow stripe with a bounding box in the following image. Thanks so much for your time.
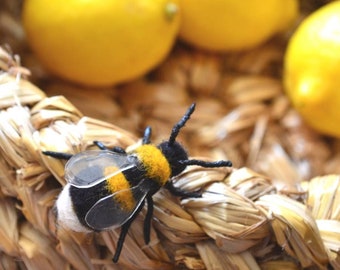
[134,144,171,186]
[104,165,135,211]
[69,144,172,229]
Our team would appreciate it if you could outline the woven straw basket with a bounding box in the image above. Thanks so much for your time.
[0,1,339,269]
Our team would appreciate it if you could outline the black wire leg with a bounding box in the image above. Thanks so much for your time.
[180,159,232,168]
[93,140,108,150]
[142,126,152,145]
[111,146,126,154]
[112,200,145,263]
[42,151,73,160]
[94,140,126,154]
[165,181,201,198]
[143,196,153,244]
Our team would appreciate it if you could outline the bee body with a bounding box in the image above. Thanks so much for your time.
[44,103,232,262]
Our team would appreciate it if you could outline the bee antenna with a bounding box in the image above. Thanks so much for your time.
[168,103,196,145]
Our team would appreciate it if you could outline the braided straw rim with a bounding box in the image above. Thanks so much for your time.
[0,46,339,270]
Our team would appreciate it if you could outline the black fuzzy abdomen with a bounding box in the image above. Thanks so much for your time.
[69,181,110,230]
[69,166,148,230]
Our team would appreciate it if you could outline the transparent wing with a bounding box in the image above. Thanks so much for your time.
[65,150,135,188]
[85,184,148,230]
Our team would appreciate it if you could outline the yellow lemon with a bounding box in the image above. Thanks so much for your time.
[22,0,180,87]
[284,1,340,137]
[178,0,299,51]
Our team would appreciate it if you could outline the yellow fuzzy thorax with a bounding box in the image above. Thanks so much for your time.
[135,144,171,186]
[104,166,135,211]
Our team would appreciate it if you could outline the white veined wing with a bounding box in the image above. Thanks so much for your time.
[65,150,135,188]
[84,183,148,230]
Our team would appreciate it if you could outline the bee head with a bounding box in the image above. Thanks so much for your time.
[157,103,195,177]
[158,140,188,177]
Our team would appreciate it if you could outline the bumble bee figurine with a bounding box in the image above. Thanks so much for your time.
[43,103,232,262]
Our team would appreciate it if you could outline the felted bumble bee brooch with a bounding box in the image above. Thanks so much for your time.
[44,103,232,262]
